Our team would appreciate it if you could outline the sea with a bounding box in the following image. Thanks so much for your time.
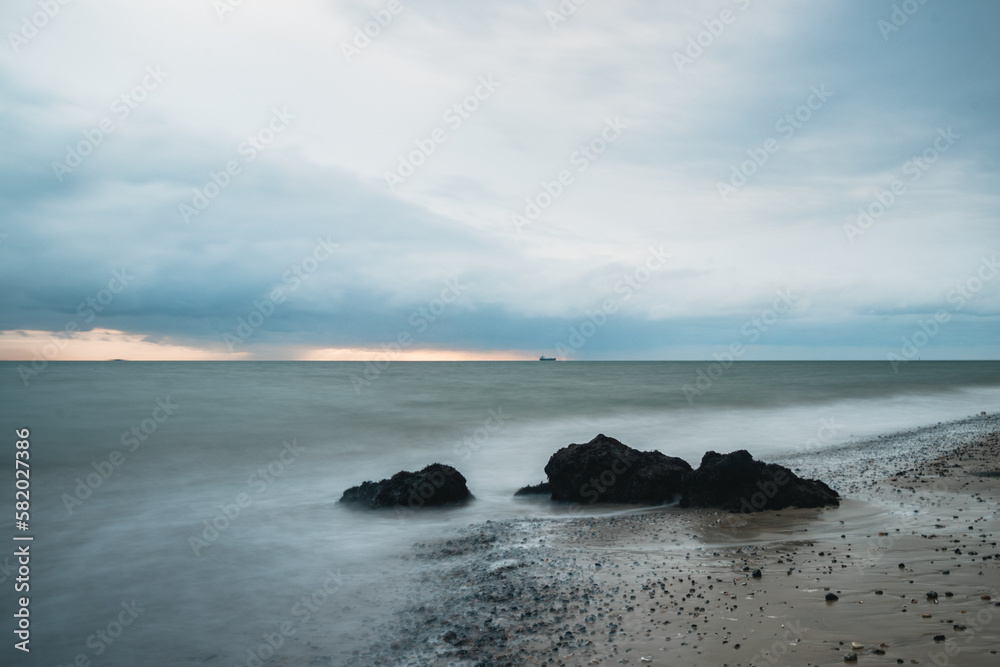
[1,360,999,665]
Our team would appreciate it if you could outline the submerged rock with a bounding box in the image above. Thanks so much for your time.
[681,449,840,512]
[339,463,472,509]
[542,434,692,504]
[514,481,552,496]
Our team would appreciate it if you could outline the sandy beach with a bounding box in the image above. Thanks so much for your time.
[342,413,1000,666]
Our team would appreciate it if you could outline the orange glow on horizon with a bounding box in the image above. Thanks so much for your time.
[298,347,534,361]
[0,329,535,362]
[0,329,242,361]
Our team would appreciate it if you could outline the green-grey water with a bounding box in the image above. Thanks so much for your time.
[1,361,998,665]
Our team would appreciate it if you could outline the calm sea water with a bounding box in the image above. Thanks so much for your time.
[1,361,999,665]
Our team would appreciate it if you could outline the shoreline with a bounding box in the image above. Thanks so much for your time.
[343,413,1000,666]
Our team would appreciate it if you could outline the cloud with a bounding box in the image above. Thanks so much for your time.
[1,0,998,359]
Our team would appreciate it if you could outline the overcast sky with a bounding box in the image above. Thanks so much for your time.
[1,0,998,361]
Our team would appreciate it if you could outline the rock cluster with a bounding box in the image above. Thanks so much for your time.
[519,434,839,512]
[341,434,839,512]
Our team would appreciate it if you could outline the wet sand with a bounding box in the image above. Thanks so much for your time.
[344,414,1000,666]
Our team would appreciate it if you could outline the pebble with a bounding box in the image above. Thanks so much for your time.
[826,593,839,601]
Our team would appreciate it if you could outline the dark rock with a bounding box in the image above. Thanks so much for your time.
[751,569,762,578]
[543,434,692,504]
[339,463,472,508]
[844,652,858,662]
[826,593,839,601]
[514,481,552,496]
[681,450,840,512]
[927,591,938,599]
[934,635,946,642]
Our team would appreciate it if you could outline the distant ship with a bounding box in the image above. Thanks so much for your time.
[539,356,556,361]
